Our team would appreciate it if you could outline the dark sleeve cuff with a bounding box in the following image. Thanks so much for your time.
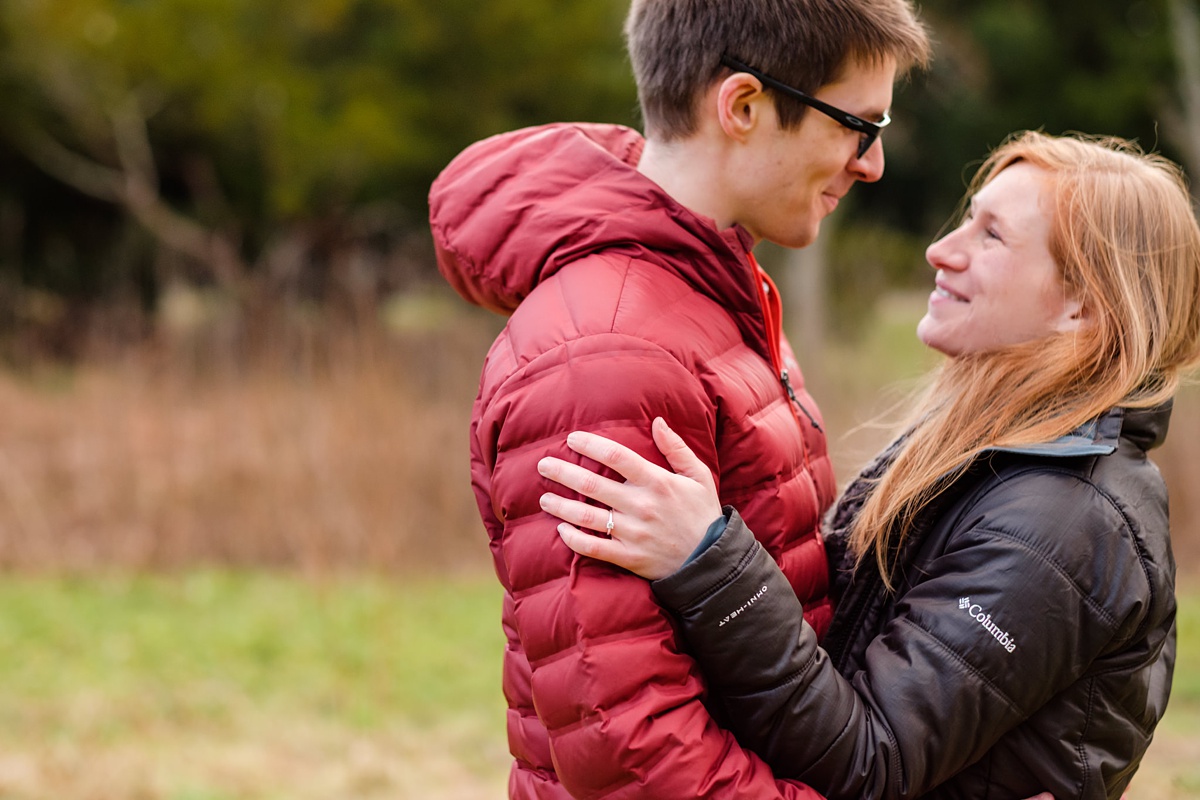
[652,506,767,615]
[683,509,731,566]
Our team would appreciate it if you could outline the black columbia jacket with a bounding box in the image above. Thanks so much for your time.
[653,405,1176,800]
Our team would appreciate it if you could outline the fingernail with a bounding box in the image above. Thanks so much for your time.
[539,493,551,509]
[566,432,581,448]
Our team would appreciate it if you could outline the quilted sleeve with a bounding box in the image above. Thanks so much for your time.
[475,331,824,799]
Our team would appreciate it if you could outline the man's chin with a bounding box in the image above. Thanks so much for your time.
[778,226,819,250]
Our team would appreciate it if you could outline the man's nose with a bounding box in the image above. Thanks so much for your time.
[850,138,886,183]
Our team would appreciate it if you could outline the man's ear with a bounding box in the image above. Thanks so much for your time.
[714,73,768,143]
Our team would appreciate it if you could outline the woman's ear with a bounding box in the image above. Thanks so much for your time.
[1055,295,1088,334]
[714,73,768,143]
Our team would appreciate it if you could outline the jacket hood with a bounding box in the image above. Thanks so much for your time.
[428,123,758,315]
[1120,401,1172,452]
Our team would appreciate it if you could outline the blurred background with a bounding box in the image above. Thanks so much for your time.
[0,0,1198,797]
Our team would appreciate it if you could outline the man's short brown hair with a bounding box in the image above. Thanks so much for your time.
[625,0,932,140]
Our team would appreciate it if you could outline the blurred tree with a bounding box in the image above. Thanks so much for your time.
[0,0,635,349]
[0,0,1196,353]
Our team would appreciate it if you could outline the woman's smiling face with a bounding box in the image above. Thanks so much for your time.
[916,162,1083,357]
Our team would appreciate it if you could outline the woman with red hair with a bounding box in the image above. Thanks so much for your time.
[539,131,1200,800]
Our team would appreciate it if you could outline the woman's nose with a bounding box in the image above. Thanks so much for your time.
[925,231,967,271]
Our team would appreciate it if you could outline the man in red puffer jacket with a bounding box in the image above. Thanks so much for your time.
[429,1,930,796]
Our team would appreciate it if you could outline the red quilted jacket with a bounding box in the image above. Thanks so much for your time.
[430,123,836,798]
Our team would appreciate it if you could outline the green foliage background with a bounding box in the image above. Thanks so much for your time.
[0,0,636,331]
[0,0,1194,343]
[0,0,634,219]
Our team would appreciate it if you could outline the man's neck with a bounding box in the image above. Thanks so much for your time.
[638,136,737,232]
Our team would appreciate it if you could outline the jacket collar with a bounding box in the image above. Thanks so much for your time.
[985,402,1173,458]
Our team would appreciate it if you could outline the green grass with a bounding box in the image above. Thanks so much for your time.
[0,573,1193,799]
[0,571,505,723]
[0,572,509,799]
[1168,584,1200,800]
[1175,584,1200,705]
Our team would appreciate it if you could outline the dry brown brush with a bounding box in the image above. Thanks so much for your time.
[0,303,1197,577]
[0,308,499,575]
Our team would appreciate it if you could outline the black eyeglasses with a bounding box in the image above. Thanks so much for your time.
[719,55,890,159]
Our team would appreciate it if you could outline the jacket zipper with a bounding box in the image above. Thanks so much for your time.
[781,368,823,432]
[753,257,823,433]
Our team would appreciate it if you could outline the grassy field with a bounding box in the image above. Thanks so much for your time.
[0,572,509,799]
[0,572,1194,799]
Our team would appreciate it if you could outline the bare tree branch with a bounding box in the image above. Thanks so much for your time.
[7,101,245,288]
[8,121,125,204]
[110,93,160,191]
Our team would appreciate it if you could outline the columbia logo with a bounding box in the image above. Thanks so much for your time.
[959,597,1017,653]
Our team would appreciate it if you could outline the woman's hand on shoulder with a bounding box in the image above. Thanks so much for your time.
[537,417,723,580]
